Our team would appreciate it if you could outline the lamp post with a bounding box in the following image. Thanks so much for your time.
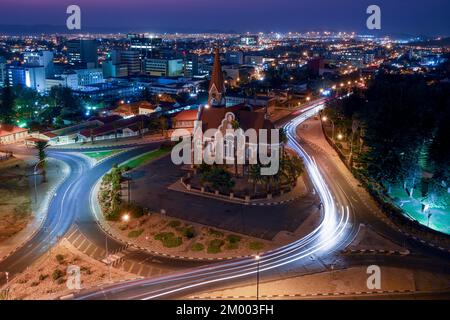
[322,116,335,142]
[254,254,261,300]
[33,159,46,203]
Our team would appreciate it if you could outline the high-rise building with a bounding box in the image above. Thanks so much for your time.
[23,50,54,77]
[102,60,128,78]
[66,39,98,66]
[120,50,141,75]
[128,33,162,58]
[226,51,244,65]
[144,58,184,77]
[7,65,46,93]
[184,54,199,77]
[0,57,6,87]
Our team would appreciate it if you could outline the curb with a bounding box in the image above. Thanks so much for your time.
[91,177,254,263]
[190,289,420,299]
[341,249,410,256]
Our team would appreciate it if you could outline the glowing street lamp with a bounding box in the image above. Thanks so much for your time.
[306,96,311,102]
[122,213,130,223]
[337,133,343,140]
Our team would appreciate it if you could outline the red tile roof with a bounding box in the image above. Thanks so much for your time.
[0,124,28,137]
[173,109,198,121]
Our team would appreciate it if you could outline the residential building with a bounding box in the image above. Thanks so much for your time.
[0,124,28,144]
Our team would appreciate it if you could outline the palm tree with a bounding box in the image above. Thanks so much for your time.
[35,140,49,182]
[279,128,288,161]
[249,164,263,195]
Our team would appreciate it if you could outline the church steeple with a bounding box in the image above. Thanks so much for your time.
[208,47,226,107]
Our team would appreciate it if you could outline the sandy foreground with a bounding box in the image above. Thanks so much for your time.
[3,239,136,300]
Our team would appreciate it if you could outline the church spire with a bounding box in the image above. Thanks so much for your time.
[208,47,226,107]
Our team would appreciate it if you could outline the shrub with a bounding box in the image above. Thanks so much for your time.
[207,239,224,254]
[208,228,224,238]
[55,254,65,264]
[39,274,48,281]
[52,269,64,281]
[226,242,239,250]
[182,226,196,239]
[191,243,205,252]
[226,234,241,244]
[128,229,144,238]
[168,220,181,228]
[154,232,182,248]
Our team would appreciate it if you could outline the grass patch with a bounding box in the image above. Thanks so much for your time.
[249,241,264,251]
[208,228,224,238]
[127,229,144,238]
[191,243,205,252]
[83,150,122,160]
[119,149,169,170]
[207,239,225,254]
[154,232,182,248]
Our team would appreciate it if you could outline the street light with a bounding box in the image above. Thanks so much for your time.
[254,254,261,300]
[322,116,335,142]
[337,133,343,140]
[122,213,130,223]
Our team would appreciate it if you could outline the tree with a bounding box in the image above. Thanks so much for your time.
[201,166,235,194]
[35,141,49,182]
[231,120,240,177]
[249,164,263,195]
[0,79,15,124]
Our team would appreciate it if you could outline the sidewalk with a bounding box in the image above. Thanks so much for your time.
[188,266,450,299]
[0,157,70,261]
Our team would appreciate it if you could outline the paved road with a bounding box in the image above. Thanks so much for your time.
[71,100,449,300]
[1,99,448,298]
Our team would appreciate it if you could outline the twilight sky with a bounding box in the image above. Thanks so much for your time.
[0,0,449,36]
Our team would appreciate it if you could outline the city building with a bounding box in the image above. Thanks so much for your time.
[184,54,199,77]
[0,56,6,87]
[7,64,45,92]
[226,51,244,65]
[102,60,128,78]
[0,124,28,144]
[240,35,259,46]
[120,50,142,75]
[144,58,184,77]
[74,68,104,87]
[23,50,54,77]
[66,39,98,66]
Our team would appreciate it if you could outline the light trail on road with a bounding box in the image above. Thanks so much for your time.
[75,100,353,300]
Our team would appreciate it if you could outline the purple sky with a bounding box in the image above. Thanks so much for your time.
[1,0,449,35]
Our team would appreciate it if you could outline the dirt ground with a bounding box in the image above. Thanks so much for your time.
[3,239,136,300]
[0,157,32,243]
[108,214,272,259]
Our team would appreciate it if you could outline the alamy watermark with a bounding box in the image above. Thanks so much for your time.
[171,112,280,176]
[66,265,81,290]
[366,5,381,30]
[366,265,381,290]
[66,5,81,30]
